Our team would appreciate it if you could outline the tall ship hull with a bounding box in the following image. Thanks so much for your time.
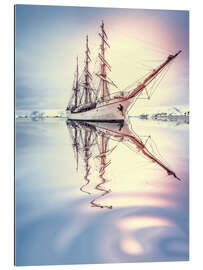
[66,96,134,122]
[66,21,181,122]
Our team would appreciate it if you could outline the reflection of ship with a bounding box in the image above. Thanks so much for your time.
[66,120,180,209]
[66,21,181,122]
[67,120,113,209]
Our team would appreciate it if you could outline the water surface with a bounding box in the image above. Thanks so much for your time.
[15,118,189,266]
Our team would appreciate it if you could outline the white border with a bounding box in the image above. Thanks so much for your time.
[1,0,202,269]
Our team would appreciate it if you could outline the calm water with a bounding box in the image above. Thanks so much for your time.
[15,117,189,266]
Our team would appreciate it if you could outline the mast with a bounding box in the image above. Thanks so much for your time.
[90,134,112,209]
[80,129,92,194]
[90,123,181,181]
[98,21,111,100]
[74,126,79,171]
[84,35,92,104]
[127,50,182,99]
[127,135,181,180]
[74,56,79,107]
[68,56,79,109]
[66,121,79,171]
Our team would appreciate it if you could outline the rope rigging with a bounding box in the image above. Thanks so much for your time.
[67,21,181,113]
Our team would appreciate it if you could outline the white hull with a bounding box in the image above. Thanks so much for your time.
[66,97,134,122]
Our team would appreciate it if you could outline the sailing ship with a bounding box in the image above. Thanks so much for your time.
[66,21,181,122]
[66,119,180,209]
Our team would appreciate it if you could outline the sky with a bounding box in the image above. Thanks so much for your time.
[15,5,189,114]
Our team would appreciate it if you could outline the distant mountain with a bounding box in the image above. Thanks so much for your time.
[132,105,189,117]
[16,109,66,118]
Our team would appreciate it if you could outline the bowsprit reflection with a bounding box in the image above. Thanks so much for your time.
[66,119,181,209]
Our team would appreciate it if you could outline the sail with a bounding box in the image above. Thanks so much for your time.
[96,21,117,101]
[77,36,96,106]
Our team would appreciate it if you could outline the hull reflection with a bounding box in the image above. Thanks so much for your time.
[66,119,180,209]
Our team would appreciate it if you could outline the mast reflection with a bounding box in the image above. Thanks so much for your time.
[66,120,180,209]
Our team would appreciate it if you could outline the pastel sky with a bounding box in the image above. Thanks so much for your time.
[15,5,189,114]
